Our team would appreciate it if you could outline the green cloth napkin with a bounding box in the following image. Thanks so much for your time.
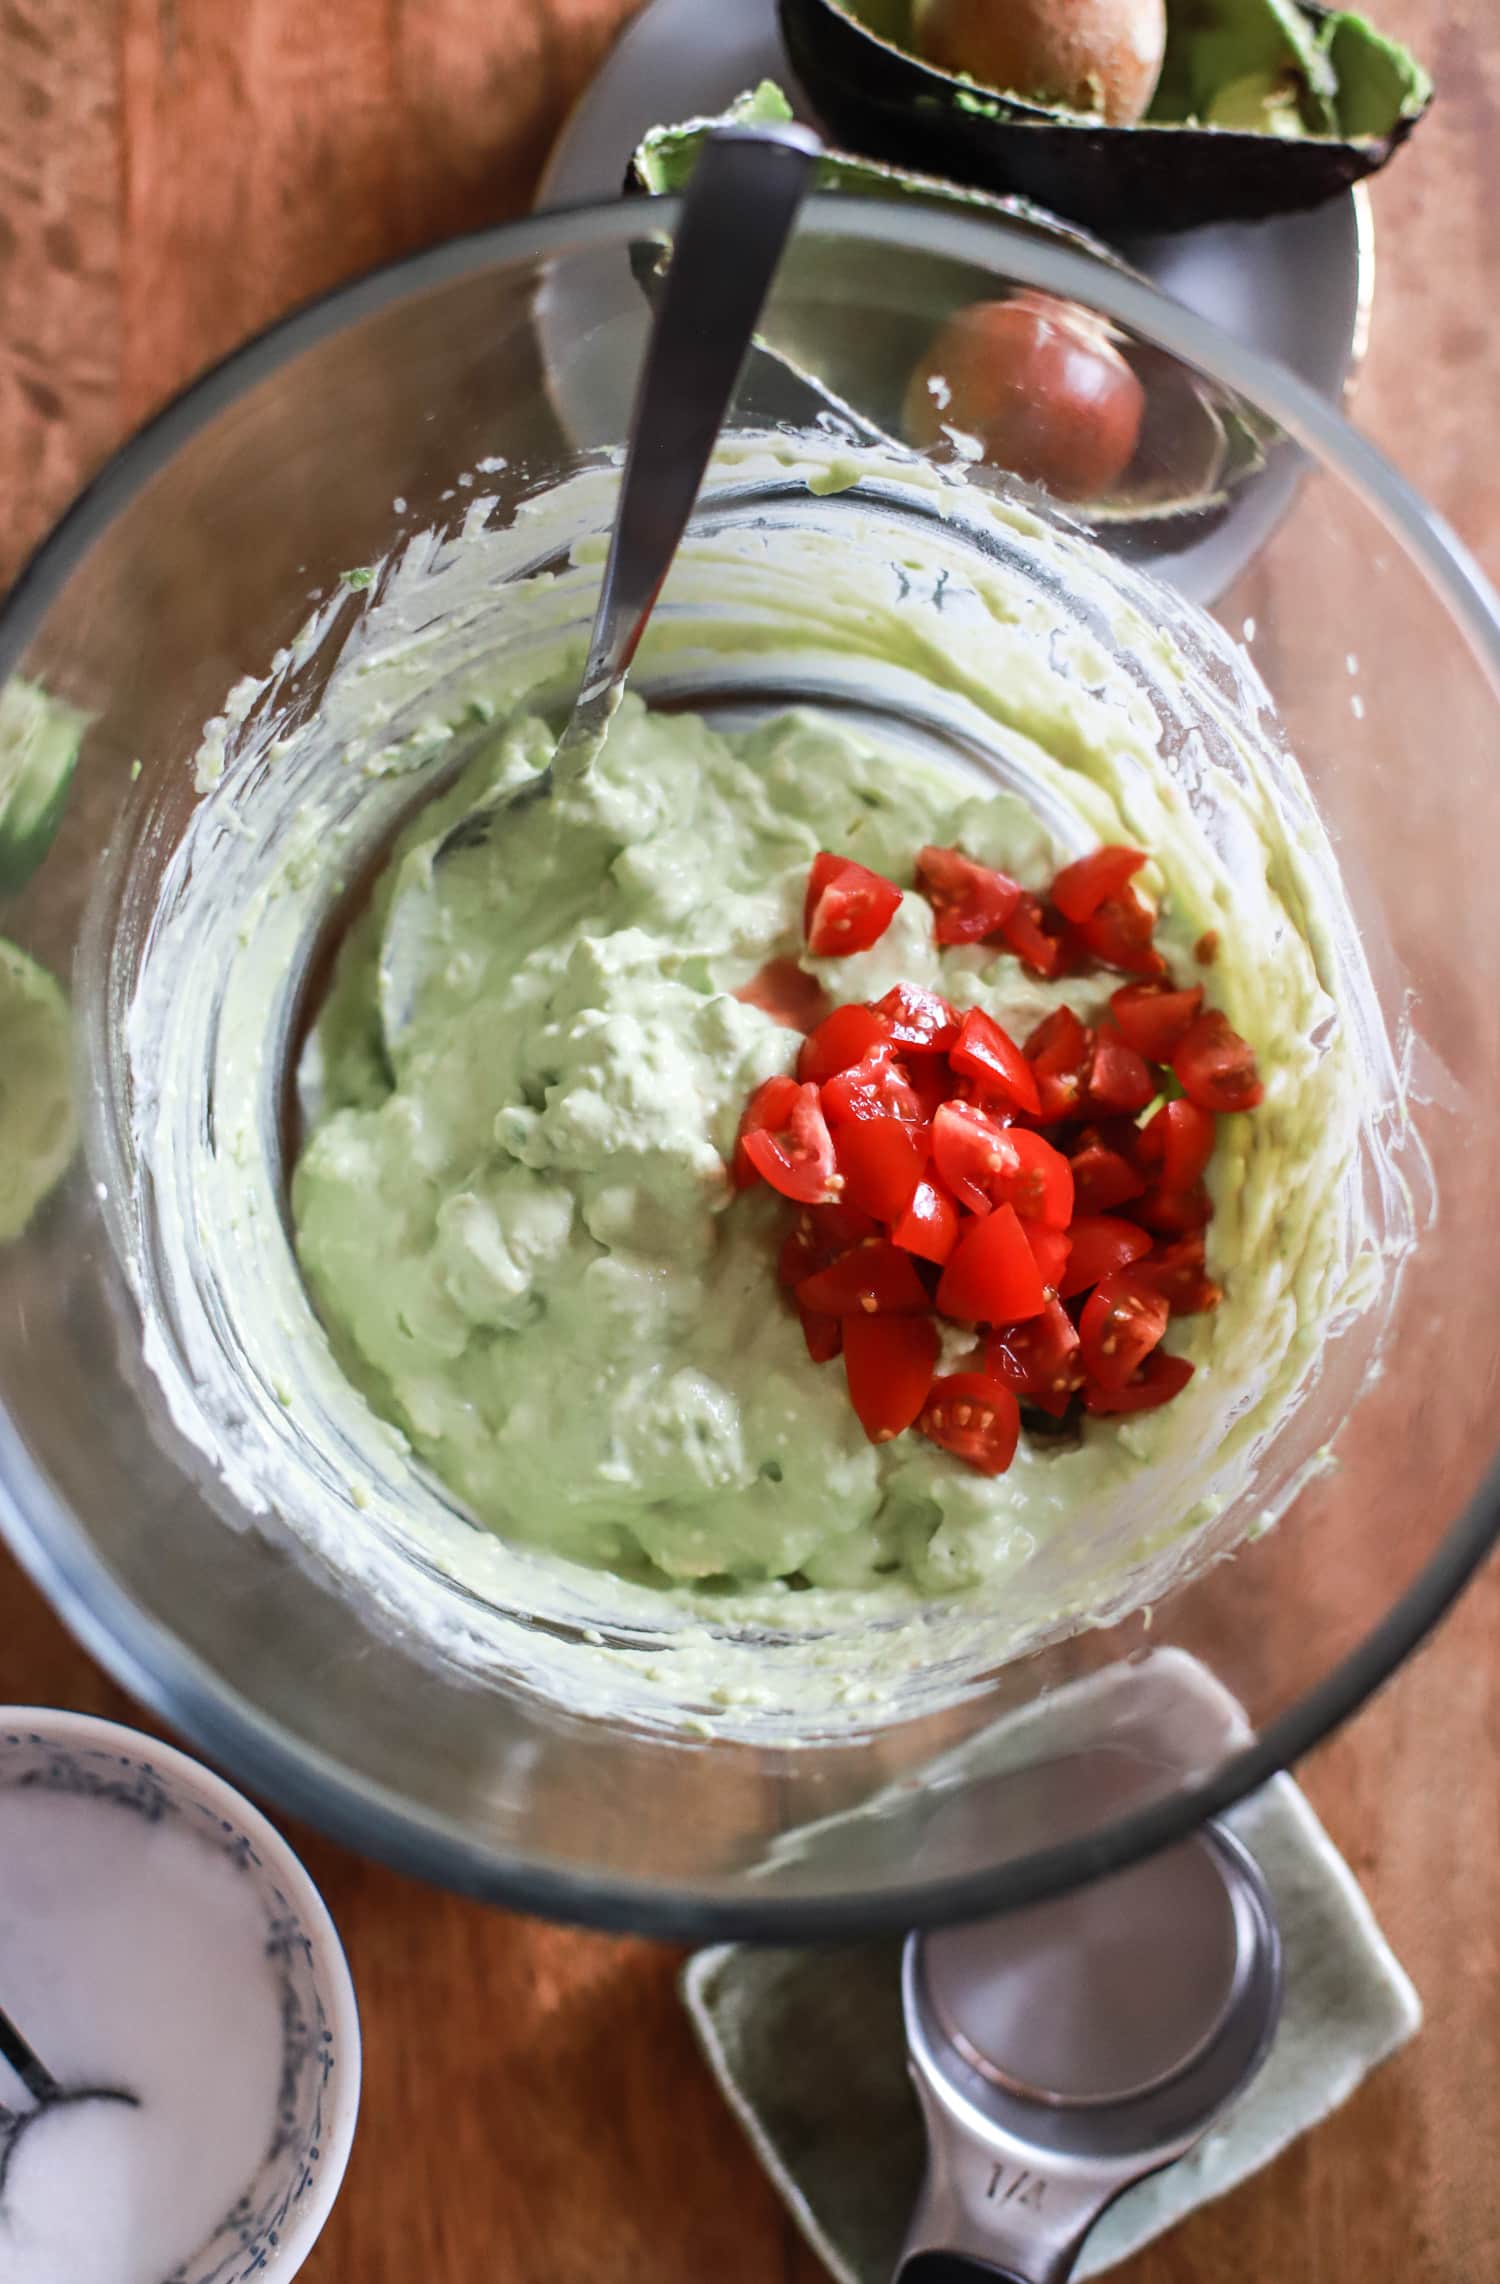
[684,1774,1420,2281]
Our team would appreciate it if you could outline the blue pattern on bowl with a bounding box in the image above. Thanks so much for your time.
[0,1728,343,2284]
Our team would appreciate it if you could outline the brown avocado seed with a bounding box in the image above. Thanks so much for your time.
[913,0,1168,129]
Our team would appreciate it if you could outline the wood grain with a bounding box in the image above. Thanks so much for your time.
[1,2,1498,2279]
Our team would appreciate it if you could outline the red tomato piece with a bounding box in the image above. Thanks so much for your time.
[1021,1221,1071,1296]
[1024,1005,1093,1122]
[1173,1010,1265,1113]
[950,1007,1043,1117]
[740,1082,842,1205]
[797,1003,890,1085]
[798,1306,843,1364]
[1051,845,1146,924]
[1079,1272,1171,1392]
[804,854,903,957]
[777,1201,880,1288]
[931,1100,1013,1215]
[1109,980,1204,1063]
[1134,1234,1222,1316]
[821,1043,924,1128]
[1137,1097,1216,1192]
[1058,1214,1152,1297]
[915,845,1021,945]
[1088,1024,1155,1115]
[906,1054,953,1122]
[999,1129,1074,1228]
[837,1118,930,1223]
[1000,892,1063,978]
[987,1298,1083,1418]
[1134,1179,1213,1236]
[1081,885,1166,978]
[892,1175,961,1266]
[843,1312,940,1443]
[868,983,960,1055]
[936,1205,1047,1325]
[1083,1350,1195,1415]
[734,958,829,1033]
[797,1238,929,1318]
[1069,1140,1145,1214]
[732,1074,800,1190]
[917,1372,1022,1475]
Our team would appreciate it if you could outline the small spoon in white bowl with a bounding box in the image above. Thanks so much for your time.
[0,1998,138,2199]
[377,119,821,1047]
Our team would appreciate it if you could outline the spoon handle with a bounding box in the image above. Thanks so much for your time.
[554,120,821,778]
[0,2002,61,2105]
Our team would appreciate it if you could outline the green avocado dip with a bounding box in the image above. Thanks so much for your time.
[127,437,1414,1728]
[292,686,1340,1597]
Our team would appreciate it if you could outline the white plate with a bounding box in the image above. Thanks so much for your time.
[533,0,1373,603]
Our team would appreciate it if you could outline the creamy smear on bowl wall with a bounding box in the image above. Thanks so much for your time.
[117,437,1419,1733]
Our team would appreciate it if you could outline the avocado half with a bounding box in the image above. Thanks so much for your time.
[778,0,1432,233]
[627,86,1277,552]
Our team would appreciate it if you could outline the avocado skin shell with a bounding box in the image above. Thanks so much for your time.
[779,0,1429,234]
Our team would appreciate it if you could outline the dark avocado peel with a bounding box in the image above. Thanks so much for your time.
[628,85,1276,551]
[779,0,1431,232]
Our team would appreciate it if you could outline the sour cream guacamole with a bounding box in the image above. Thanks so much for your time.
[124,437,1416,1726]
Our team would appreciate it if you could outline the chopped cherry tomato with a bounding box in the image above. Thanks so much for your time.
[843,1312,940,1443]
[734,958,829,1033]
[1058,1213,1152,1298]
[915,845,1021,945]
[1134,1179,1213,1236]
[1021,1221,1071,1296]
[733,1074,800,1190]
[869,983,960,1055]
[987,1298,1082,1418]
[1081,885,1166,978]
[950,1007,1042,1117]
[1079,1272,1170,1392]
[1069,1140,1145,1215]
[1051,845,1146,924]
[777,1202,879,1288]
[740,1082,842,1205]
[822,1043,924,1127]
[917,1372,1021,1475]
[837,1118,930,1223]
[1000,892,1063,978]
[798,1305,843,1364]
[1137,1098,1216,1192]
[1109,980,1204,1063]
[936,1204,1047,1325]
[906,1054,953,1122]
[798,1003,890,1086]
[998,1129,1074,1228]
[1173,1010,1265,1113]
[804,853,903,958]
[1087,1024,1155,1115]
[930,1100,1006,1214]
[1134,1234,1222,1316]
[1083,1350,1195,1415]
[892,1175,961,1266]
[1024,1005,1092,1121]
[797,1237,929,1318]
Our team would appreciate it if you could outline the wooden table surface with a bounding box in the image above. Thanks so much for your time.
[2,3,1498,2278]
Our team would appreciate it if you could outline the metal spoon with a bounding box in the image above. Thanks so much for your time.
[377,121,821,1044]
[0,1998,138,2200]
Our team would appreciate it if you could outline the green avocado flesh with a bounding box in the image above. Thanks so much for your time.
[843,0,1429,143]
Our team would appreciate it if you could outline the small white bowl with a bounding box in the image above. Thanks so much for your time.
[0,1707,361,2283]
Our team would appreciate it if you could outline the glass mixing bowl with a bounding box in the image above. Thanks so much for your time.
[0,193,1497,1938]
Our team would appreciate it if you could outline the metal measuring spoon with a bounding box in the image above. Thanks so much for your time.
[0,1998,138,2200]
[377,120,821,1046]
[897,1810,1281,2283]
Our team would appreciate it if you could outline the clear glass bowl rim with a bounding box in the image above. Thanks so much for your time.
[1,190,1498,1941]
